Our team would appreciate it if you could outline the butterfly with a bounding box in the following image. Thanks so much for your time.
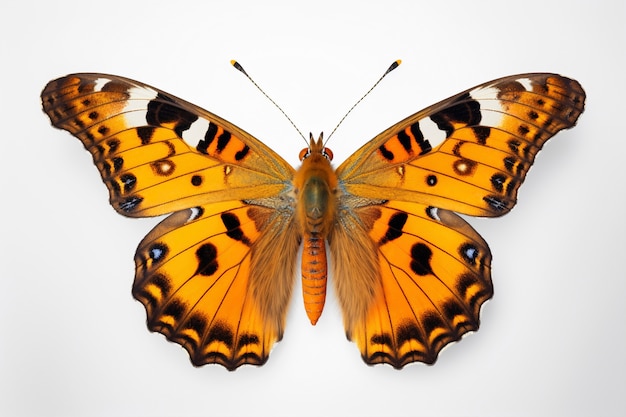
[41,64,585,370]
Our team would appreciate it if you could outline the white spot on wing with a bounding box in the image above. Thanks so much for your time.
[182,118,211,146]
[476,105,505,128]
[469,85,500,100]
[116,86,159,128]
[427,206,441,221]
[122,109,152,128]
[127,85,159,99]
[469,85,506,128]
[517,77,534,91]
[188,207,202,222]
[419,118,447,147]
[93,77,110,92]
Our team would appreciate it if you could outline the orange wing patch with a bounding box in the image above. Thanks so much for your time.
[350,202,492,368]
[133,201,281,369]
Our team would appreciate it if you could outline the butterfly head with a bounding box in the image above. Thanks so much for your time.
[299,133,333,162]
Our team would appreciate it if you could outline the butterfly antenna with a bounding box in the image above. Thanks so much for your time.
[231,60,308,144]
[325,60,402,144]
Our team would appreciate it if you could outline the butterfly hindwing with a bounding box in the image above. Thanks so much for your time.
[41,74,294,217]
[133,199,300,370]
[352,202,492,367]
[337,73,585,216]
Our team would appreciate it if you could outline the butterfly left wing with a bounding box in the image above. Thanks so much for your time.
[133,200,300,370]
[41,74,300,369]
[333,73,585,367]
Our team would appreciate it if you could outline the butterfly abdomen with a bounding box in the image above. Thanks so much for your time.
[301,234,327,325]
[294,135,338,325]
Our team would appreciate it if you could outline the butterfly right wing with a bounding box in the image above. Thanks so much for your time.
[337,73,585,217]
[41,73,294,217]
[332,73,584,368]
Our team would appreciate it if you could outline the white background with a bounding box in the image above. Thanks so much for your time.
[1,1,624,416]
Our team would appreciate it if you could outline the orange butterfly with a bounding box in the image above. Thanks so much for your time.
[41,63,585,370]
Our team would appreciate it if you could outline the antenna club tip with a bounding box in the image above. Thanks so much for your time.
[231,60,247,75]
[386,60,401,74]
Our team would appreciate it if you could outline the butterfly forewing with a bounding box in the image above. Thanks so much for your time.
[337,73,585,217]
[41,74,294,217]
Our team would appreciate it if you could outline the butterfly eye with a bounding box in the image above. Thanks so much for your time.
[323,147,334,161]
[299,148,310,161]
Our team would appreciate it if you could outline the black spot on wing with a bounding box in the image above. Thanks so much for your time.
[148,242,168,263]
[119,195,143,212]
[185,314,207,337]
[503,156,516,173]
[112,157,124,172]
[206,322,234,348]
[120,173,136,193]
[459,243,479,265]
[371,333,393,347]
[137,126,156,144]
[191,175,203,186]
[396,322,425,346]
[490,173,506,193]
[146,93,199,138]
[442,300,476,330]
[235,145,250,161]
[216,132,232,153]
[422,312,450,348]
[195,243,219,276]
[518,125,530,136]
[163,299,186,322]
[107,138,120,154]
[430,93,481,137]
[109,179,120,196]
[409,122,432,154]
[178,314,208,352]
[397,130,412,152]
[221,212,252,246]
[379,144,394,161]
[410,122,424,144]
[197,122,218,154]
[472,126,491,144]
[237,333,260,350]
[483,195,509,212]
[410,243,433,276]
[425,206,439,220]
[379,212,408,245]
